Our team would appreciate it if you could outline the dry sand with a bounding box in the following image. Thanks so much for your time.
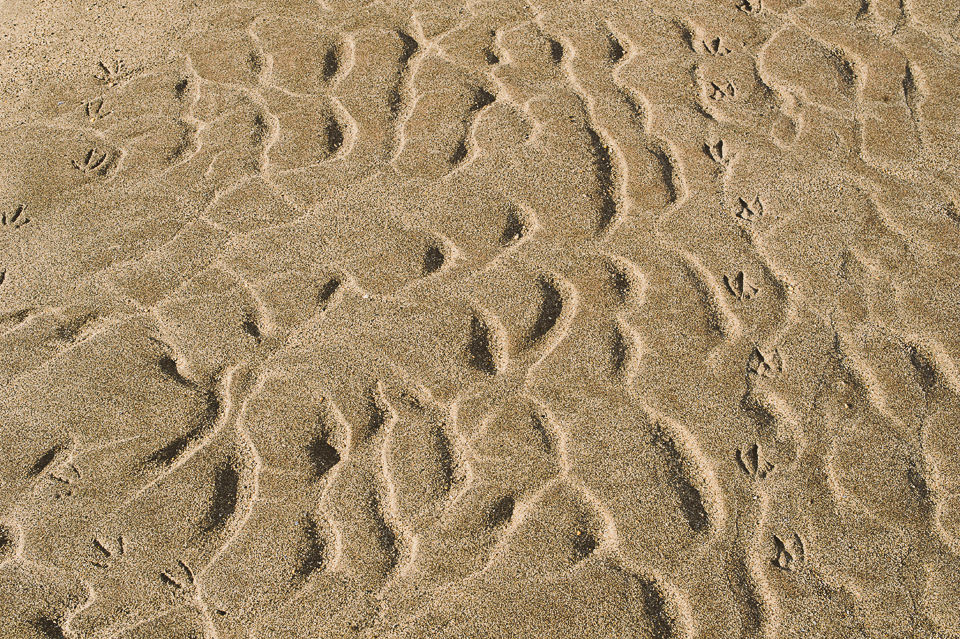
[1,0,960,637]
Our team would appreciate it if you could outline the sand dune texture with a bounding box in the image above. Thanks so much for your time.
[1,0,960,637]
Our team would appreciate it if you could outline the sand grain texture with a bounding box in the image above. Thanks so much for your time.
[1,0,960,637]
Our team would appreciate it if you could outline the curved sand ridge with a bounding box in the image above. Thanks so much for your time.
[1,0,960,637]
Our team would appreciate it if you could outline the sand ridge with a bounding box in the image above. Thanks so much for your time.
[1,0,960,637]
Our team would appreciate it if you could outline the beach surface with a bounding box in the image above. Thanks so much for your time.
[1,0,960,637]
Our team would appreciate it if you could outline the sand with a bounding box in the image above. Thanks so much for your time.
[1,0,959,637]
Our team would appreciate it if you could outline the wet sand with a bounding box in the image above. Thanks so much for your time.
[1,0,960,637]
